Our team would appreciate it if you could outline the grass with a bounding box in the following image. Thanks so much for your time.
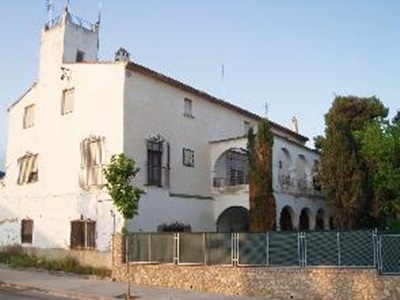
[0,245,111,277]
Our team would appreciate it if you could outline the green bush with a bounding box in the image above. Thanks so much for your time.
[0,246,111,277]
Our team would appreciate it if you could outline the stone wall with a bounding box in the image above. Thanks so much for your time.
[112,234,400,299]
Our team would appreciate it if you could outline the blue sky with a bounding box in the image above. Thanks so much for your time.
[1,1,400,170]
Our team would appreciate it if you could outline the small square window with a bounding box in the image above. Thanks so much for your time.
[76,50,85,62]
[61,88,74,115]
[184,98,194,118]
[183,148,195,167]
[23,104,35,129]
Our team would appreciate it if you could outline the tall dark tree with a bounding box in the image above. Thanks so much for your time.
[247,119,276,232]
[320,96,387,229]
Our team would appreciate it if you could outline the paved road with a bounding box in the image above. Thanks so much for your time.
[0,282,81,300]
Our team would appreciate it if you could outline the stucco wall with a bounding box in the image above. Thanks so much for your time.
[112,235,400,299]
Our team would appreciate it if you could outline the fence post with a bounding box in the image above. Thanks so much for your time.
[203,233,207,265]
[148,233,152,262]
[337,231,341,266]
[266,232,269,267]
[232,233,238,266]
[125,234,131,297]
[377,234,382,273]
[175,233,180,265]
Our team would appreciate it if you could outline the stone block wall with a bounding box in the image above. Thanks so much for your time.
[112,234,400,299]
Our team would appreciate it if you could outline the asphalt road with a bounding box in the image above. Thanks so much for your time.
[0,283,80,300]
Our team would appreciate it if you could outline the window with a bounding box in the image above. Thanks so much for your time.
[76,50,85,62]
[79,137,104,189]
[227,149,249,186]
[23,104,35,129]
[182,148,195,167]
[17,153,39,185]
[243,121,251,135]
[70,218,96,249]
[61,88,74,115]
[147,139,163,186]
[21,219,33,244]
[184,98,193,118]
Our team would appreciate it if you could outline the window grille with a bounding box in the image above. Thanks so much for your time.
[184,98,193,118]
[182,148,195,167]
[147,139,163,186]
[17,154,39,185]
[23,104,35,129]
[227,149,249,186]
[79,137,105,189]
[61,88,74,115]
[21,219,33,244]
[70,219,96,250]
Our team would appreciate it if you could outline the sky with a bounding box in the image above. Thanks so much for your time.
[1,1,400,170]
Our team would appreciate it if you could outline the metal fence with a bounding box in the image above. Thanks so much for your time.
[378,234,400,275]
[125,230,400,275]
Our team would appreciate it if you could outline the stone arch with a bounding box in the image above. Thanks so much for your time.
[315,209,325,230]
[279,205,295,231]
[216,206,249,232]
[299,207,311,231]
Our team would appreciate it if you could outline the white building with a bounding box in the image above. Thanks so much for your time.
[0,10,328,257]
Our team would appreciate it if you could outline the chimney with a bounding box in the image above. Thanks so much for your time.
[291,115,299,133]
[115,47,130,62]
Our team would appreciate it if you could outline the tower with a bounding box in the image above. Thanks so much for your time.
[38,9,99,81]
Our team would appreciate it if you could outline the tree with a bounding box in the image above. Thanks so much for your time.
[319,95,387,229]
[356,116,400,229]
[103,153,143,232]
[247,119,276,232]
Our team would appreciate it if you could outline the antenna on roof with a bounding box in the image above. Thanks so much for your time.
[264,102,269,118]
[46,0,54,24]
[97,1,102,26]
[96,1,102,58]
[65,0,70,12]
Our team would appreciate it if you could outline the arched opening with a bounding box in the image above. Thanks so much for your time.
[278,148,293,188]
[212,148,248,189]
[296,155,308,191]
[299,208,311,231]
[315,209,325,230]
[216,206,249,232]
[280,206,294,231]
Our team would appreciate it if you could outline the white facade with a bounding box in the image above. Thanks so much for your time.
[0,11,328,253]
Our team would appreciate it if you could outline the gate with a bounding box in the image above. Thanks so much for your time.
[378,234,400,275]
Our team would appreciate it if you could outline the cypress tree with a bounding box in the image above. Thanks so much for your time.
[248,119,276,232]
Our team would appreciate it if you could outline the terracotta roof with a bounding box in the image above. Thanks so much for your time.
[126,61,308,143]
